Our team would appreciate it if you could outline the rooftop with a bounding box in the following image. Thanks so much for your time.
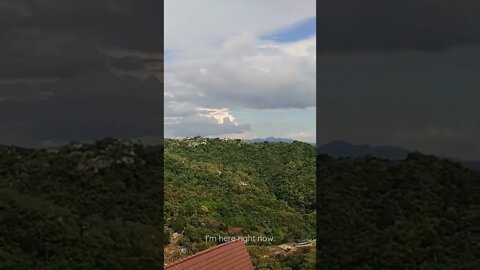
[165,239,254,270]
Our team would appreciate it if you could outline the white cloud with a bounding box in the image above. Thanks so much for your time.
[164,109,250,138]
[198,108,236,124]
[165,0,316,52]
[164,99,250,138]
[168,33,315,107]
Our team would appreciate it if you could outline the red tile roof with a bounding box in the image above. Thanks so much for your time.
[165,239,254,270]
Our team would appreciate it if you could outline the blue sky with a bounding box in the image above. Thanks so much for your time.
[261,17,316,43]
[164,49,176,63]
[165,0,316,142]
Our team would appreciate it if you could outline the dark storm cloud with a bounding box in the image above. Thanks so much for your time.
[109,56,163,72]
[318,0,480,159]
[0,0,162,79]
[0,31,105,79]
[0,0,163,146]
[318,0,480,53]
[0,73,163,145]
[317,47,480,159]
[0,0,162,51]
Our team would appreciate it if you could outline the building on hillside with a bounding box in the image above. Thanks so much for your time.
[165,239,254,270]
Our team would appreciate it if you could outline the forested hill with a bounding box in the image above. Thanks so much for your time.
[317,152,480,270]
[164,137,316,269]
[0,139,164,269]
[0,138,316,269]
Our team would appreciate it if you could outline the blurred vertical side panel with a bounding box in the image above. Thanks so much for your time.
[0,0,164,268]
[317,0,480,269]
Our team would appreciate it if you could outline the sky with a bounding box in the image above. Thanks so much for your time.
[318,0,480,160]
[2,1,478,159]
[0,0,163,147]
[164,0,316,143]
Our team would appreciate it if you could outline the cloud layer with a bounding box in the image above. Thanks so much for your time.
[164,1,316,138]
[318,0,480,53]
[0,0,163,146]
[318,47,480,159]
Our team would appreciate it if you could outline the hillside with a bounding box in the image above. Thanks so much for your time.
[0,139,164,269]
[164,137,316,269]
[318,141,480,173]
[317,153,480,270]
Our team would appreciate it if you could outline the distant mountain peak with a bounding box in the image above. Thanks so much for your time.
[318,140,411,159]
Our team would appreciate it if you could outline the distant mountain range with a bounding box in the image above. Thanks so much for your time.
[247,137,294,143]
[317,140,410,159]
[317,140,480,172]
[242,138,480,172]
[461,160,480,172]
[246,137,318,145]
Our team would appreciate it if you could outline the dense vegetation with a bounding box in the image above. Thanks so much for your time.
[6,136,475,269]
[0,138,164,269]
[164,137,316,269]
[249,245,316,270]
[317,153,480,270]
[0,137,316,269]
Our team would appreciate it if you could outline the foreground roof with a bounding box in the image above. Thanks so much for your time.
[165,239,254,270]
